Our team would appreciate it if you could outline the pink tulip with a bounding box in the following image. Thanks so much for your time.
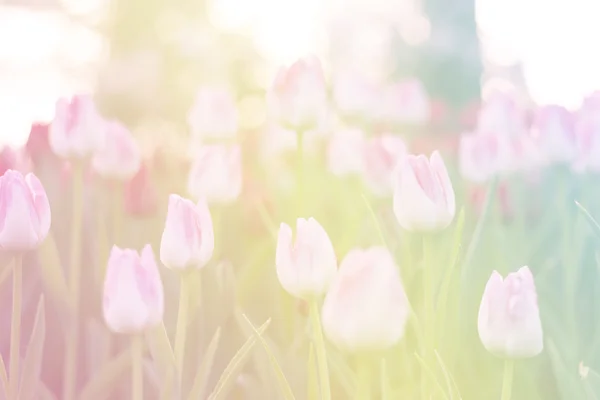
[573,96,600,173]
[478,266,543,358]
[531,105,577,164]
[362,134,407,196]
[0,170,51,251]
[321,246,409,352]
[458,132,512,183]
[92,120,141,180]
[160,194,214,270]
[187,144,242,203]
[267,56,328,132]
[332,70,379,121]
[103,244,164,333]
[476,91,527,136]
[379,79,430,125]
[276,217,337,299]
[25,123,53,164]
[48,94,106,159]
[124,163,158,217]
[393,151,455,231]
[187,86,238,140]
[327,128,365,177]
[0,147,17,176]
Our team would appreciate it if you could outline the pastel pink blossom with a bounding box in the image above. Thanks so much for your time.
[508,135,545,172]
[531,105,577,164]
[25,123,52,164]
[321,246,409,352]
[124,163,158,217]
[160,194,214,270]
[0,170,51,251]
[48,94,106,159]
[332,69,379,121]
[187,86,238,139]
[478,266,543,358]
[393,151,455,231]
[458,132,512,183]
[476,91,528,136]
[573,94,600,173]
[267,56,328,132]
[276,217,337,299]
[92,120,141,180]
[327,128,365,176]
[187,144,242,203]
[362,134,407,196]
[103,244,164,333]
[379,79,430,125]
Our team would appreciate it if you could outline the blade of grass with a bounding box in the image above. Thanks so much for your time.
[575,200,600,239]
[360,193,388,248]
[307,343,318,400]
[434,350,462,400]
[241,314,296,400]
[18,296,46,400]
[79,348,132,400]
[187,327,222,400]
[380,358,392,400]
[414,352,450,400]
[0,354,7,399]
[207,319,271,400]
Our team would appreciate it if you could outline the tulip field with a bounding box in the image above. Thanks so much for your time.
[0,56,599,400]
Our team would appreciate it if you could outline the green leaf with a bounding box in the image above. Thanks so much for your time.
[546,338,586,400]
[414,352,450,400]
[241,314,296,400]
[575,200,600,239]
[434,350,462,400]
[436,207,465,315]
[187,327,222,400]
[0,353,8,399]
[145,322,176,378]
[307,343,318,400]
[361,193,388,248]
[326,347,355,397]
[18,295,46,400]
[255,198,279,239]
[38,234,71,310]
[380,359,392,400]
[79,347,131,400]
[206,319,271,400]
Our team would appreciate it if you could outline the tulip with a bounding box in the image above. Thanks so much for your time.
[187,144,242,203]
[267,56,328,132]
[393,151,455,231]
[0,170,51,251]
[327,128,365,177]
[478,266,543,358]
[573,98,600,173]
[362,134,407,196]
[531,105,576,164]
[379,79,430,125]
[275,217,337,299]
[25,123,53,164]
[92,120,142,180]
[476,91,527,136]
[321,246,409,352]
[124,163,158,217]
[0,147,17,176]
[332,69,379,121]
[458,132,512,183]
[160,194,214,270]
[187,86,238,140]
[103,244,164,333]
[48,94,106,159]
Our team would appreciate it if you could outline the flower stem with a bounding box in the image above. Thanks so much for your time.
[296,131,305,213]
[174,275,190,387]
[309,299,330,400]
[500,359,514,400]
[63,162,84,400]
[131,335,144,400]
[355,356,371,400]
[421,234,434,399]
[9,255,22,400]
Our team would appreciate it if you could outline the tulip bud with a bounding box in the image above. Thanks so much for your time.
[187,144,242,204]
[321,246,409,352]
[476,91,527,136]
[160,194,214,270]
[458,132,512,183]
[0,170,51,251]
[48,95,106,159]
[379,79,430,126]
[0,147,17,176]
[532,105,576,164]
[103,244,164,333]
[92,120,141,180]
[25,123,52,164]
[124,163,158,218]
[267,56,328,132]
[276,217,337,299]
[393,151,455,231]
[478,266,543,358]
[362,134,407,196]
[327,128,365,177]
[188,86,238,140]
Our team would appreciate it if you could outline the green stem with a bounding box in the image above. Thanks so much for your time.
[9,256,22,400]
[309,299,330,400]
[421,234,434,400]
[296,131,304,213]
[131,335,144,400]
[174,275,190,387]
[355,356,371,400]
[63,163,83,400]
[500,359,514,400]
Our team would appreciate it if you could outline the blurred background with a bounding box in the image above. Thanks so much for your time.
[1,0,599,147]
